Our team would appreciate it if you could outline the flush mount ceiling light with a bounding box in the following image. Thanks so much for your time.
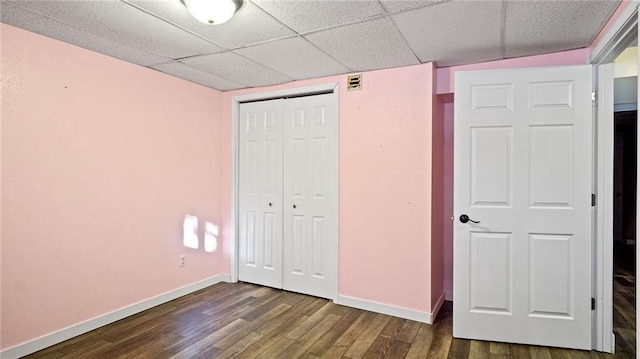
[182,0,237,25]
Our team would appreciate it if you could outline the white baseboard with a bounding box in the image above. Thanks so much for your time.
[335,295,431,324]
[0,274,230,359]
[445,290,453,301]
[430,292,446,323]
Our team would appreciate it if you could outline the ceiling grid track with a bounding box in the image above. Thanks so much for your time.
[500,0,507,60]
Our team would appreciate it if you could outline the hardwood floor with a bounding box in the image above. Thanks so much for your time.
[612,247,636,358]
[23,280,635,359]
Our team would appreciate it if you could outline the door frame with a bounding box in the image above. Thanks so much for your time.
[230,83,340,302]
[590,3,638,353]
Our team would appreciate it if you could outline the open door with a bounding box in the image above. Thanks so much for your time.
[453,65,593,349]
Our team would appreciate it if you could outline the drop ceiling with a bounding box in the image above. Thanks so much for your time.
[0,0,621,91]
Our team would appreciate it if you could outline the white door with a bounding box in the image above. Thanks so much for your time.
[283,94,337,299]
[238,99,284,289]
[453,65,593,349]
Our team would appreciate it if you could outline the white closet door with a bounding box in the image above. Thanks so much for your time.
[283,93,337,299]
[238,99,284,289]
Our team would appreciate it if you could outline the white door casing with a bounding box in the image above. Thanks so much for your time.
[283,94,338,299]
[238,99,284,289]
[453,65,593,349]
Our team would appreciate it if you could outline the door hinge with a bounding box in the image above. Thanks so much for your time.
[592,90,597,102]
[592,297,596,310]
[592,193,596,207]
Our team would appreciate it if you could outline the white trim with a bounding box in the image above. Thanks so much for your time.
[589,3,639,64]
[590,7,640,353]
[335,295,431,324]
[431,292,446,323]
[594,63,615,353]
[231,83,340,301]
[614,103,638,112]
[230,96,239,283]
[232,83,336,103]
[0,275,230,359]
[636,27,639,359]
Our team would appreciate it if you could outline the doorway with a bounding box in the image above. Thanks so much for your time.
[607,41,638,354]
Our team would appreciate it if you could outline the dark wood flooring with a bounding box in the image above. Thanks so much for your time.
[22,274,635,359]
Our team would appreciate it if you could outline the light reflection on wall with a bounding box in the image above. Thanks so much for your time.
[204,222,218,253]
[183,214,199,249]
[182,214,218,253]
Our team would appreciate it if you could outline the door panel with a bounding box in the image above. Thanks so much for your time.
[454,65,592,349]
[283,93,337,299]
[238,99,284,289]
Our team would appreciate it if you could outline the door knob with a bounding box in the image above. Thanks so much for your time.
[268,202,272,207]
[293,204,297,209]
[459,214,480,224]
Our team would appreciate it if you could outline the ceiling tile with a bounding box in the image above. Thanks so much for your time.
[504,0,621,58]
[1,2,169,67]
[392,0,502,66]
[379,0,446,14]
[234,37,350,80]
[127,0,295,49]
[180,52,294,87]
[8,0,222,59]
[305,17,419,72]
[151,61,244,91]
[251,0,385,34]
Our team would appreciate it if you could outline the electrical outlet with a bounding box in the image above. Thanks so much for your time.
[180,254,186,267]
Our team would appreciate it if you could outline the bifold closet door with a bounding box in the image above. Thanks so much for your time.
[283,93,337,299]
[238,99,284,289]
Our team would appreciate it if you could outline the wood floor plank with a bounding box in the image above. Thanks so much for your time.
[362,335,394,359]
[447,337,471,359]
[396,320,421,344]
[509,343,532,359]
[530,345,553,359]
[425,331,452,358]
[469,340,490,359]
[404,323,434,359]
[384,339,411,359]
[214,331,263,359]
[255,336,297,359]
[285,302,335,340]
[379,316,407,339]
[212,302,292,350]
[343,313,392,359]
[169,318,250,358]
[304,309,363,357]
[59,340,114,359]
[490,342,512,359]
[280,313,342,358]
[319,311,377,359]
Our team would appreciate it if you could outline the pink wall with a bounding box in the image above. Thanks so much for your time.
[1,24,224,349]
[442,101,454,298]
[222,64,438,314]
[430,85,445,308]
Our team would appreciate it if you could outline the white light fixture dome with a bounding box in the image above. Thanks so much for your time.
[184,0,237,25]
